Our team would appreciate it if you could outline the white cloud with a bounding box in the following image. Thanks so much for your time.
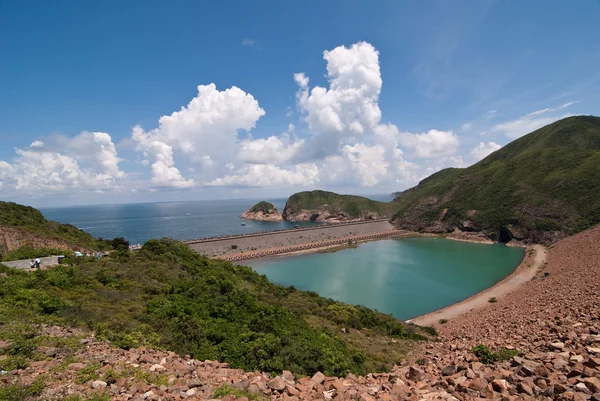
[238,134,304,164]
[207,163,319,187]
[461,123,473,131]
[398,129,460,158]
[471,141,501,161]
[0,132,125,195]
[295,42,382,143]
[131,84,265,188]
[492,102,575,138]
[241,38,256,47]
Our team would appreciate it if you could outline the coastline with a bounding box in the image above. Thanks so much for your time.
[412,244,546,326]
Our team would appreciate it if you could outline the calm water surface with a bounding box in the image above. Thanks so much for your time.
[248,237,524,320]
[39,195,392,244]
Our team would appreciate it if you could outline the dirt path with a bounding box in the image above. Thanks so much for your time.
[412,244,547,326]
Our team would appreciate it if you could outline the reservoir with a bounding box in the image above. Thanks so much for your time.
[248,237,524,320]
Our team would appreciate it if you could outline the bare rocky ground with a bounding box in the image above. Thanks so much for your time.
[3,226,600,401]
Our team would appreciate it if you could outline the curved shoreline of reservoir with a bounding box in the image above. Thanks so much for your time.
[411,244,546,325]
[249,237,525,320]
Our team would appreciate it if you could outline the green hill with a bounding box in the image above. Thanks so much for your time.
[391,116,600,243]
[0,201,113,260]
[282,190,394,222]
[0,239,433,377]
[248,201,278,214]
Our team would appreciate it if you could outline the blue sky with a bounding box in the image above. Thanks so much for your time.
[1,0,599,206]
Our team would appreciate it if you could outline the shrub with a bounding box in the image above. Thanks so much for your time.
[231,245,238,250]
[472,344,523,364]
[488,297,498,303]
[439,319,448,324]
[0,378,44,401]
[2,245,68,261]
[213,384,263,401]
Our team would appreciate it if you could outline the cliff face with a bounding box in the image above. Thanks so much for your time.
[0,226,80,255]
[240,201,283,221]
[281,204,381,223]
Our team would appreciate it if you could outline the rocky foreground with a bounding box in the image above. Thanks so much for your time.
[3,226,600,401]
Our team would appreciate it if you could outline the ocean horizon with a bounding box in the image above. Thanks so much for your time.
[40,194,393,245]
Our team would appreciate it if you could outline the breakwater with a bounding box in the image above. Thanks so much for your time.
[187,219,397,259]
[220,230,407,261]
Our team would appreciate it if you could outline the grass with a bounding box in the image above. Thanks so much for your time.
[213,384,264,401]
[75,361,102,384]
[62,394,110,401]
[2,246,71,262]
[0,378,45,401]
[471,344,523,364]
[391,116,600,243]
[0,239,435,377]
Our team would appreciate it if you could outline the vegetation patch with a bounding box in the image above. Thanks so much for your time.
[284,190,397,218]
[213,383,264,401]
[0,239,433,377]
[471,344,523,364]
[0,378,45,401]
[391,116,600,243]
[2,246,71,262]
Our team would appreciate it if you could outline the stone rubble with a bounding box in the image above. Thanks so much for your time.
[2,226,599,400]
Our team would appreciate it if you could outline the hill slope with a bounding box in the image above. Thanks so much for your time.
[0,238,433,377]
[391,116,600,243]
[0,201,109,259]
[282,190,394,222]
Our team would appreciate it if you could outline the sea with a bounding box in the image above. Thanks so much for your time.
[40,195,392,245]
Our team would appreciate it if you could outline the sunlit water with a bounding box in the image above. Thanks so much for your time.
[39,195,392,244]
[248,237,524,320]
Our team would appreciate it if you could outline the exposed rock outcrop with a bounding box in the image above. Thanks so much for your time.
[282,205,381,223]
[240,201,283,222]
[0,226,80,255]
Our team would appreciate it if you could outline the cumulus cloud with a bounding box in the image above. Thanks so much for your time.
[2,40,473,199]
[207,163,319,187]
[398,129,460,158]
[295,42,382,144]
[0,132,125,195]
[471,141,501,161]
[131,84,265,188]
[491,102,575,138]
[238,135,304,164]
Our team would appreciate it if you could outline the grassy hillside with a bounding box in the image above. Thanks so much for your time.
[0,239,433,377]
[283,190,395,220]
[248,201,278,214]
[0,201,114,260]
[391,116,600,243]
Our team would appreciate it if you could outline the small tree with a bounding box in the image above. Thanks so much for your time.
[111,237,130,251]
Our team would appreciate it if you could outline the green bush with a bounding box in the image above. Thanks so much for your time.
[2,245,68,262]
[0,238,427,376]
[488,297,498,303]
[471,344,523,364]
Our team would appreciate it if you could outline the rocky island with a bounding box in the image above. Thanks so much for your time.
[282,190,393,223]
[240,201,283,221]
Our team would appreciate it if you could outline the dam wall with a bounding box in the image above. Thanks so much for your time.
[187,219,397,259]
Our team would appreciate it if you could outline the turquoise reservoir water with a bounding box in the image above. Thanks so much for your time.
[248,237,524,320]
